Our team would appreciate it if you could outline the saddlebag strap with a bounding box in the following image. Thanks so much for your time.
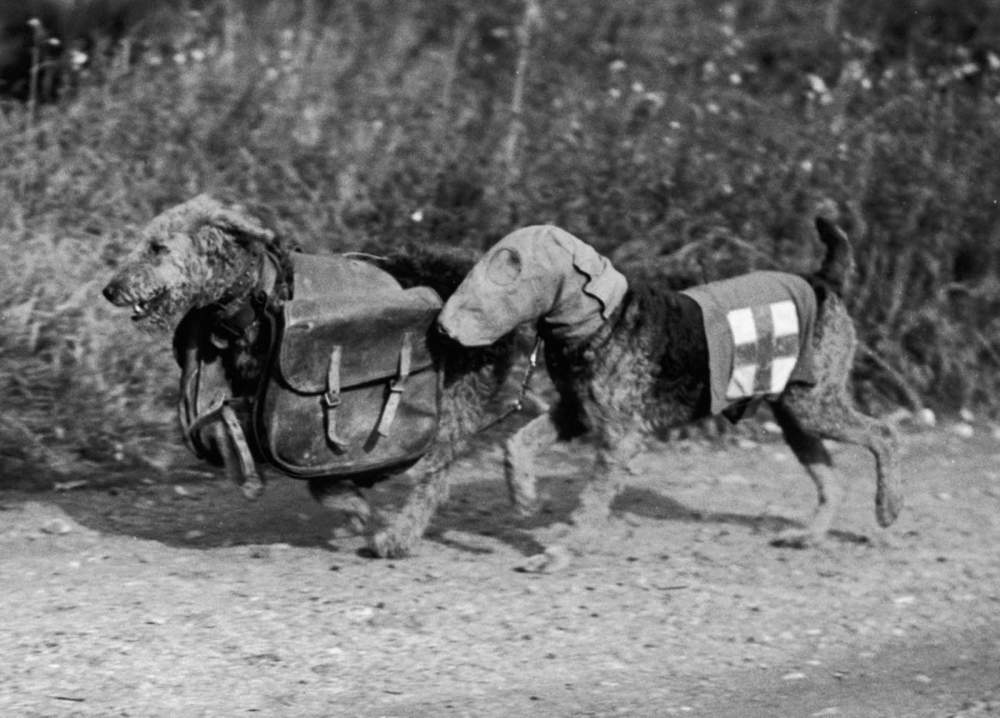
[323,345,350,451]
[376,331,413,437]
[220,403,264,500]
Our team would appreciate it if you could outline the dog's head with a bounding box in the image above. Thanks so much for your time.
[438,225,627,346]
[102,194,278,332]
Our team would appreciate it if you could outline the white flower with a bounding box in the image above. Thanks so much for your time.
[631,81,644,93]
[729,72,742,85]
[806,74,828,94]
[609,59,627,73]
[410,210,424,223]
[70,50,88,69]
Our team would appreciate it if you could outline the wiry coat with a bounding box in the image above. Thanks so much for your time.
[440,219,902,567]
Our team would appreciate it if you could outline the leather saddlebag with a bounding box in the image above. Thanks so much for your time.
[255,286,442,478]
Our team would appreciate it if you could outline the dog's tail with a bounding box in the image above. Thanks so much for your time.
[813,216,854,297]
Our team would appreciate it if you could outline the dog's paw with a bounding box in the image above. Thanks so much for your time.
[366,528,416,559]
[517,545,573,573]
[875,484,904,528]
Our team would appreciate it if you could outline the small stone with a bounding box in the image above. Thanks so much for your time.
[951,422,974,438]
[183,529,205,540]
[761,420,782,434]
[893,595,916,605]
[40,518,73,535]
[915,408,937,427]
[345,605,376,622]
[782,671,807,680]
[959,408,975,422]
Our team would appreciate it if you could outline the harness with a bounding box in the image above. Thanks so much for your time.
[176,251,539,500]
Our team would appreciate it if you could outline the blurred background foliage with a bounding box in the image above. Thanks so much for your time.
[2,0,1000,480]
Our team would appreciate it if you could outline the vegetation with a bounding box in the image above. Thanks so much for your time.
[3,0,1000,479]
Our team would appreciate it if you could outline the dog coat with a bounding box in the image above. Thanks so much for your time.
[681,271,817,415]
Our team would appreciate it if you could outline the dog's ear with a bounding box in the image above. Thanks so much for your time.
[208,208,276,245]
[549,228,627,320]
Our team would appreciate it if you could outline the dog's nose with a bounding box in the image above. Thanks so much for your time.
[102,282,119,303]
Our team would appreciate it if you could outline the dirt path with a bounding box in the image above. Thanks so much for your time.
[2,426,999,717]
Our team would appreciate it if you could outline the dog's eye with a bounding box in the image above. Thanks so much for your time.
[149,241,169,255]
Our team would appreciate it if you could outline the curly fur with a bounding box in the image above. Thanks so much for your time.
[103,195,518,558]
[499,218,902,565]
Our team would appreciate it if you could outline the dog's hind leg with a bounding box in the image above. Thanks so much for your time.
[774,385,903,540]
[505,412,560,516]
[309,479,372,534]
[768,401,844,547]
[366,452,452,558]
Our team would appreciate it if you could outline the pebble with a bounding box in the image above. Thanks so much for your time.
[344,605,376,622]
[951,422,974,438]
[916,408,937,427]
[40,518,73,535]
[782,671,806,680]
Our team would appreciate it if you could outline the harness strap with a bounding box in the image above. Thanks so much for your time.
[476,334,544,433]
[323,344,349,451]
[220,404,264,500]
[376,331,413,437]
[184,397,264,500]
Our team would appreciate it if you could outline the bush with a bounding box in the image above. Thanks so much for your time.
[3,0,1000,481]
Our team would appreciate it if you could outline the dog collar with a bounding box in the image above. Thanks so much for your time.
[210,251,283,345]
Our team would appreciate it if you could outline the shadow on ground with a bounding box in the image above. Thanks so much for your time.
[1,459,856,558]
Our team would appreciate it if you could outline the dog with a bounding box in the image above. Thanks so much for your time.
[438,219,903,568]
[102,194,521,558]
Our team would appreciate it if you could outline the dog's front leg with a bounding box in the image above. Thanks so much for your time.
[569,428,640,528]
[308,478,372,534]
[504,412,560,515]
[518,427,641,574]
[366,451,452,558]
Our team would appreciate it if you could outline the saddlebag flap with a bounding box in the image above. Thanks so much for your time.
[256,285,442,478]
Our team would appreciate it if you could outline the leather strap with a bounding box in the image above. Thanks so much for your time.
[376,331,413,437]
[323,344,349,451]
[220,403,264,500]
